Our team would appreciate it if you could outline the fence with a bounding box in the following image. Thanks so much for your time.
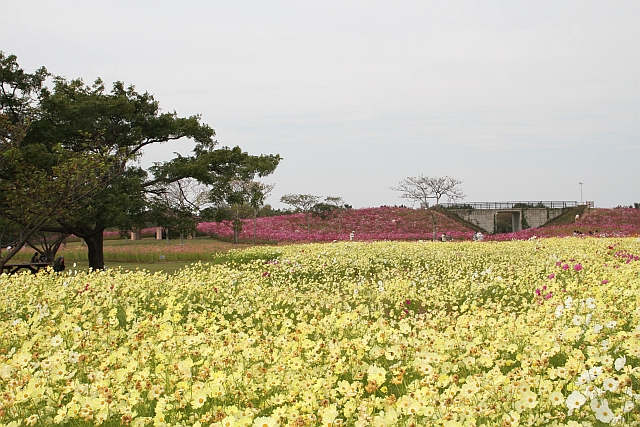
[440,201,578,210]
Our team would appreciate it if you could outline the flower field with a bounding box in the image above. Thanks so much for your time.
[198,207,640,244]
[486,208,640,242]
[197,207,475,243]
[1,238,639,426]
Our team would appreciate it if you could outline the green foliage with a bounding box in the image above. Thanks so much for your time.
[280,193,320,212]
[495,217,513,234]
[0,51,281,269]
[311,202,339,220]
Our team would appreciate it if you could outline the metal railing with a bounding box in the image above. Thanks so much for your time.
[440,201,578,210]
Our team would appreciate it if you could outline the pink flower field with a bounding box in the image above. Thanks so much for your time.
[197,206,476,243]
[199,207,640,243]
[99,207,640,244]
[487,207,640,241]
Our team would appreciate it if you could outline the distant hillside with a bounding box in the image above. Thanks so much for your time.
[198,206,476,243]
[487,208,640,241]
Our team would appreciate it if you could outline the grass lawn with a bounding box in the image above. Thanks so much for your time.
[8,236,270,275]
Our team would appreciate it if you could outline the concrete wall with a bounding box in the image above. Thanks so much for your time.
[448,207,568,233]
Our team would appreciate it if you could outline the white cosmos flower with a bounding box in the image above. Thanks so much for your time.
[589,366,604,378]
[606,321,617,329]
[50,335,63,347]
[592,398,614,423]
[572,315,583,326]
[593,324,604,333]
[68,351,80,364]
[555,305,564,318]
[585,313,592,325]
[623,400,634,413]
[583,384,603,399]
[566,390,587,410]
[585,297,596,309]
[614,356,626,371]
[602,377,619,393]
[576,370,594,385]
[564,296,573,309]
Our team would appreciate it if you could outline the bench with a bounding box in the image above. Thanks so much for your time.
[1,262,53,275]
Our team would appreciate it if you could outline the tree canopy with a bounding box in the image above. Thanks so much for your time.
[0,52,113,268]
[0,51,281,269]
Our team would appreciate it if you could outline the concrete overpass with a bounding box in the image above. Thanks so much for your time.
[440,201,580,234]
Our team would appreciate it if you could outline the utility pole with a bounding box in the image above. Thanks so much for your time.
[579,182,583,204]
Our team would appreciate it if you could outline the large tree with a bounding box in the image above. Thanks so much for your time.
[2,52,281,269]
[0,52,113,269]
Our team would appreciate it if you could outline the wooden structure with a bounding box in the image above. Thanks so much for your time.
[1,261,52,275]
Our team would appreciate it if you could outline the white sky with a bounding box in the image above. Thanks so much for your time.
[4,1,639,208]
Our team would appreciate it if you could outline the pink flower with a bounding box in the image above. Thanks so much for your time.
[544,292,553,300]
[574,264,583,271]
[562,264,569,270]
[601,279,609,284]
[548,273,555,279]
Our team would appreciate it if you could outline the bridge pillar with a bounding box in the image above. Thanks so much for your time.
[512,211,521,232]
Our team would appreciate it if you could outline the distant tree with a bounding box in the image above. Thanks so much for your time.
[149,178,207,244]
[245,181,275,244]
[391,175,465,240]
[207,179,276,244]
[392,175,464,208]
[280,193,320,233]
[254,204,294,217]
[312,196,350,233]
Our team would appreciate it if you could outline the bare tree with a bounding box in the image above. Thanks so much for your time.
[392,175,464,207]
[280,193,320,233]
[149,178,208,245]
[391,175,464,240]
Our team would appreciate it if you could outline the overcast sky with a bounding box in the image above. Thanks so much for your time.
[4,1,639,208]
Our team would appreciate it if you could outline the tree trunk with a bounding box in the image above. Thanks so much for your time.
[180,233,184,245]
[84,231,105,270]
[426,208,437,241]
[253,209,257,245]
[432,217,437,241]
